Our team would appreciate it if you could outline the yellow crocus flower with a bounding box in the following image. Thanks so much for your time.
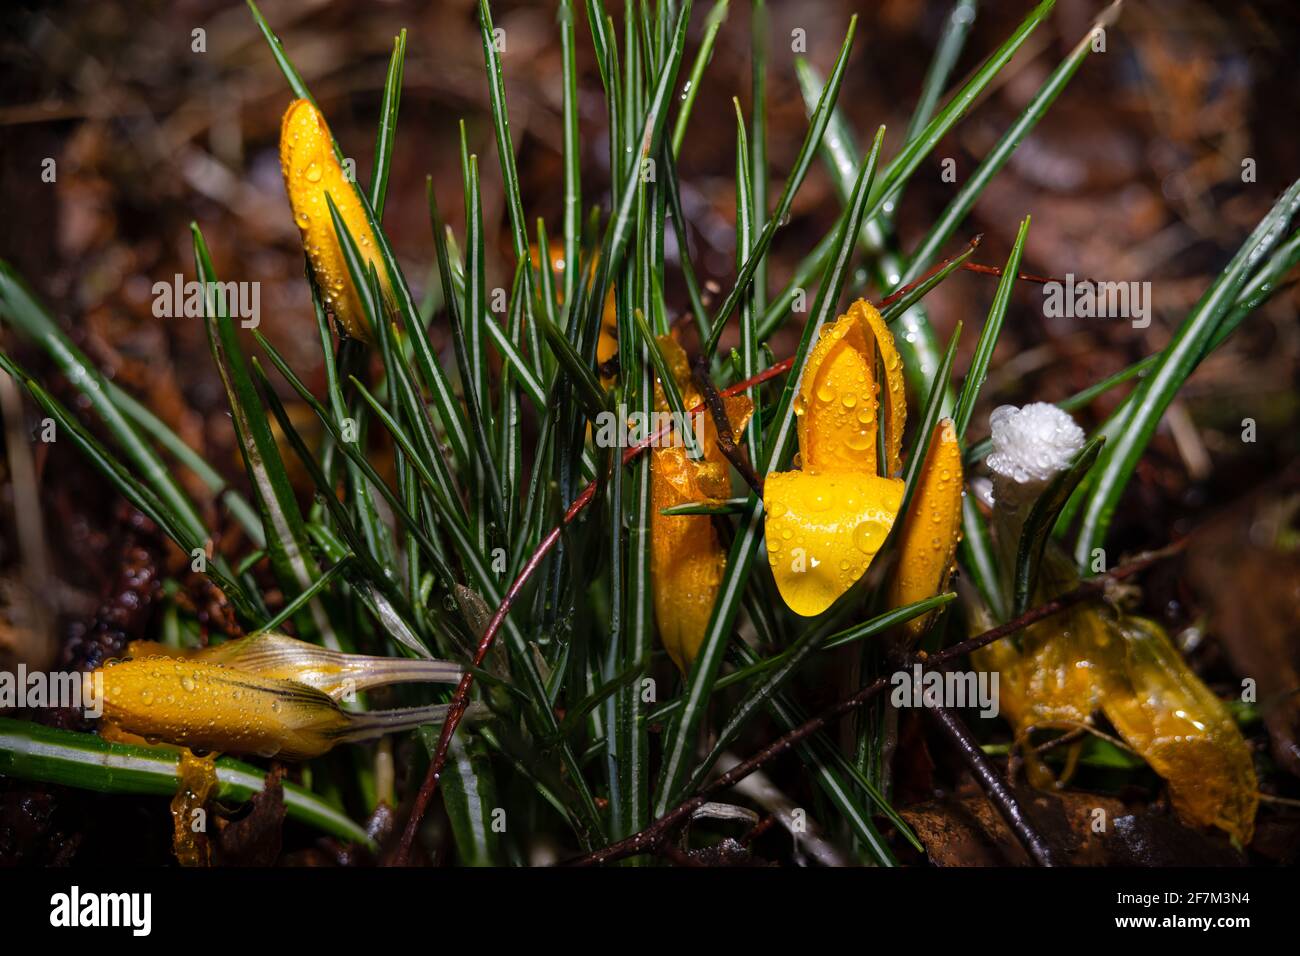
[650,336,753,671]
[763,300,907,617]
[280,98,387,342]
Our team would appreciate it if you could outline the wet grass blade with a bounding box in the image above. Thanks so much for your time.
[904,0,979,151]
[733,98,761,464]
[866,0,1056,223]
[560,0,582,308]
[704,14,858,357]
[193,225,338,648]
[0,350,257,619]
[370,29,407,219]
[1013,436,1103,616]
[670,0,729,157]
[539,312,609,423]
[952,216,1029,439]
[248,0,473,479]
[903,3,1113,284]
[1075,178,1300,568]
[899,321,962,521]
[0,718,374,848]
[750,0,769,316]
[0,263,211,547]
[631,308,701,459]
[477,0,529,265]
[254,334,455,588]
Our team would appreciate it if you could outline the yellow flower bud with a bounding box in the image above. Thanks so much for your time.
[650,336,753,671]
[886,418,963,642]
[93,635,466,760]
[280,98,387,342]
[764,300,906,617]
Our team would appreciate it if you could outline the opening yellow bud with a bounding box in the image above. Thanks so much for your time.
[765,301,905,616]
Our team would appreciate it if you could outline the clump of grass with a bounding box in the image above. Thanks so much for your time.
[1,0,1298,866]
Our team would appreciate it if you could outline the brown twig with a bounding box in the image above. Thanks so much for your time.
[561,543,1182,867]
[692,355,764,496]
[926,689,1055,866]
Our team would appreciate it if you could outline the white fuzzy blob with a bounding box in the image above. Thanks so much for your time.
[985,403,1085,485]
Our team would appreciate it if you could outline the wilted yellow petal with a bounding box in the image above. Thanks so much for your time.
[764,471,903,617]
[651,447,727,673]
[974,590,1258,841]
[171,750,217,866]
[280,98,386,342]
[887,418,962,641]
[1100,616,1258,844]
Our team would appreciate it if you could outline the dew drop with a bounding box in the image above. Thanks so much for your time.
[853,518,887,554]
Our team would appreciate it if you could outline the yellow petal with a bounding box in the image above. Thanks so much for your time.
[887,418,963,642]
[649,389,754,672]
[796,305,879,476]
[763,471,903,617]
[126,632,462,700]
[858,301,907,477]
[280,98,386,342]
[651,445,725,672]
[1100,616,1258,843]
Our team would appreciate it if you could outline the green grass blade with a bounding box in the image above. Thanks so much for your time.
[370,29,407,219]
[866,0,1056,225]
[670,0,729,157]
[898,321,962,521]
[952,217,1029,439]
[1075,178,1300,568]
[476,0,530,265]
[902,3,1112,285]
[750,0,769,316]
[733,99,761,464]
[560,0,582,309]
[0,263,211,546]
[0,350,256,618]
[0,718,374,848]
[192,225,338,647]
[631,308,702,459]
[704,14,859,356]
[1012,437,1103,616]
